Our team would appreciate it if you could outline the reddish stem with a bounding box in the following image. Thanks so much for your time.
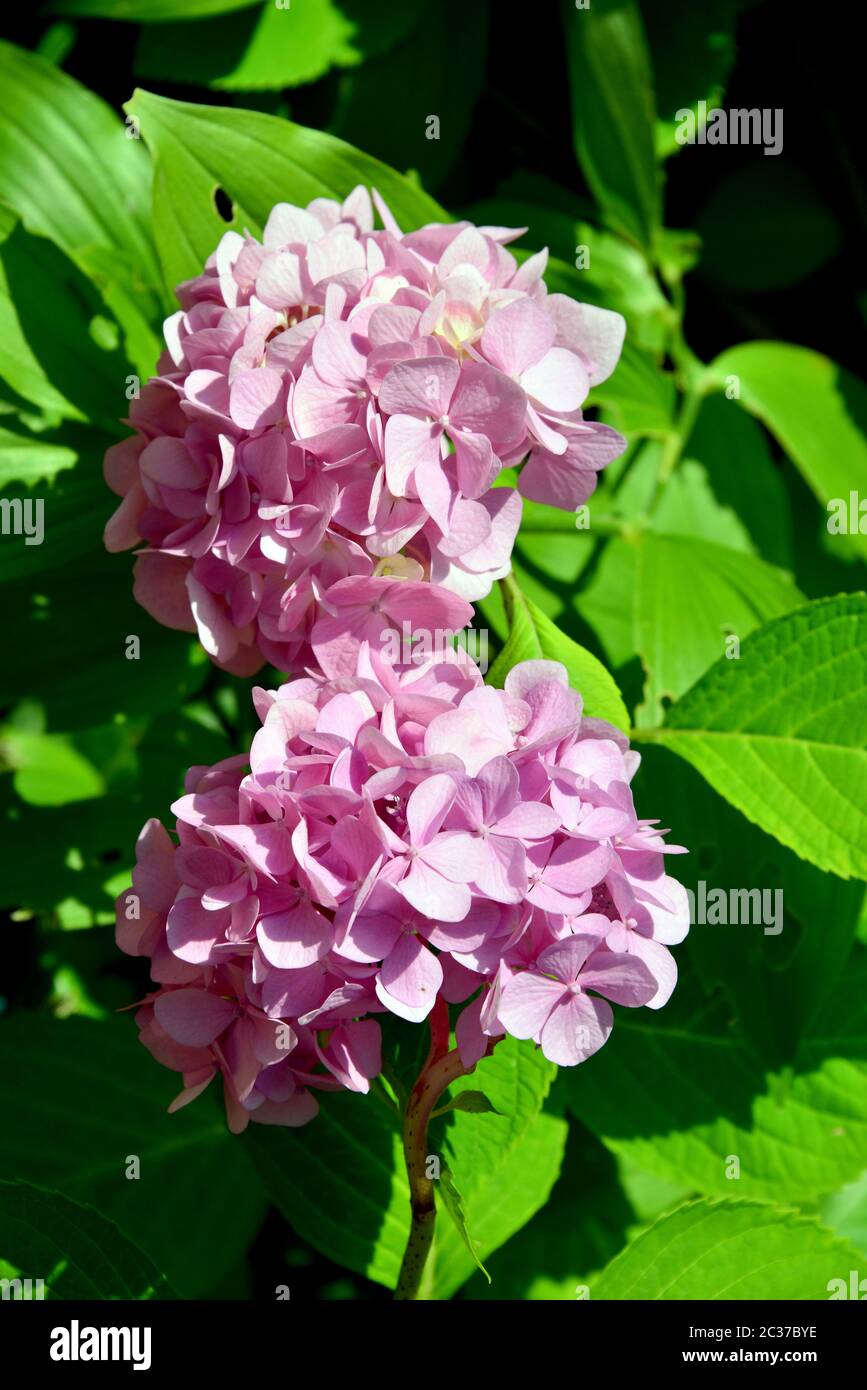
[394,1008,498,1300]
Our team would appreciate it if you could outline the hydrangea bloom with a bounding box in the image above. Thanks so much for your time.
[104,186,626,674]
[117,651,687,1132]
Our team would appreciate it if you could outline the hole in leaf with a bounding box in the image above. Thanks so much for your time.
[213,186,234,223]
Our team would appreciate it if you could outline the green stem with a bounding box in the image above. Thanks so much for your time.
[650,372,709,512]
[394,1000,473,1301]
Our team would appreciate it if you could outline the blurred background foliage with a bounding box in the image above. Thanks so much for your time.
[0,0,865,1300]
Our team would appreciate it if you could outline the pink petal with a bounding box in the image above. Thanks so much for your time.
[536,933,600,983]
[154,988,236,1047]
[580,949,658,1007]
[546,296,626,386]
[450,361,526,445]
[452,428,495,499]
[257,899,334,968]
[481,298,554,376]
[380,932,443,1012]
[166,895,229,963]
[229,368,285,430]
[384,414,441,496]
[398,856,471,922]
[379,356,459,419]
[521,347,589,413]
[539,992,612,1065]
[406,774,457,845]
[498,969,563,1039]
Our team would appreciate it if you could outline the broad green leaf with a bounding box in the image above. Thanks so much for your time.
[430,1037,566,1298]
[0,430,114,587]
[563,949,867,1203]
[329,0,487,192]
[138,0,425,92]
[820,1171,867,1259]
[1,729,107,805]
[0,215,132,432]
[0,424,76,487]
[696,162,842,292]
[610,442,763,556]
[246,1035,564,1297]
[682,393,794,567]
[561,0,660,250]
[464,1120,654,1301]
[0,1014,266,1297]
[706,343,867,562]
[0,709,232,920]
[0,1180,174,1300]
[645,0,740,159]
[438,1166,489,1282]
[591,1198,865,1299]
[125,89,448,291]
[487,572,630,732]
[51,0,262,18]
[573,535,639,674]
[635,595,867,879]
[0,559,208,729]
[635,743,865,1063]
[633,530,802,725]
[0,41,164,327]
[244,1089,409,1291]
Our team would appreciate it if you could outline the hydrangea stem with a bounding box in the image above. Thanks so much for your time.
[394,999,468,1300]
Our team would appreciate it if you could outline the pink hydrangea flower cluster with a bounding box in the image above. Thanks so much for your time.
[117,651,688,1132]
[104,186,626,675]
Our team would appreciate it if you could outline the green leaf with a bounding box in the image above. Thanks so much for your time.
[433,1090,502,1117]
[0,559,208,729]
[609,438,785,560]
[820,1170,867,1259]
[682,392,794,568]
[591,1198,865,1299]
[137,0,426,93]
[430,1037,566,1298]
[632,531,803,725]
[635,595,867,880]
[645,0,740,160]
[0,1180,174,1299]
[463,1122,673,1301]
[0,214,133,431]
[246,1035,564,1297]
[1,729,107,805]
[487,572,630,732]
[0,424,76,488]
[0,709,233,920]
[328,0,487,192]
[125,88,448,292]
[561,0,660,250]
[0,41,163,327]
[0,1014,266,1297]
[438,1165,489,1282]
[563,948,867,1203]
[635,743,865,1063]
[51,0,262,18]
[244,1089,409,1290]
[706,343,867,563]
